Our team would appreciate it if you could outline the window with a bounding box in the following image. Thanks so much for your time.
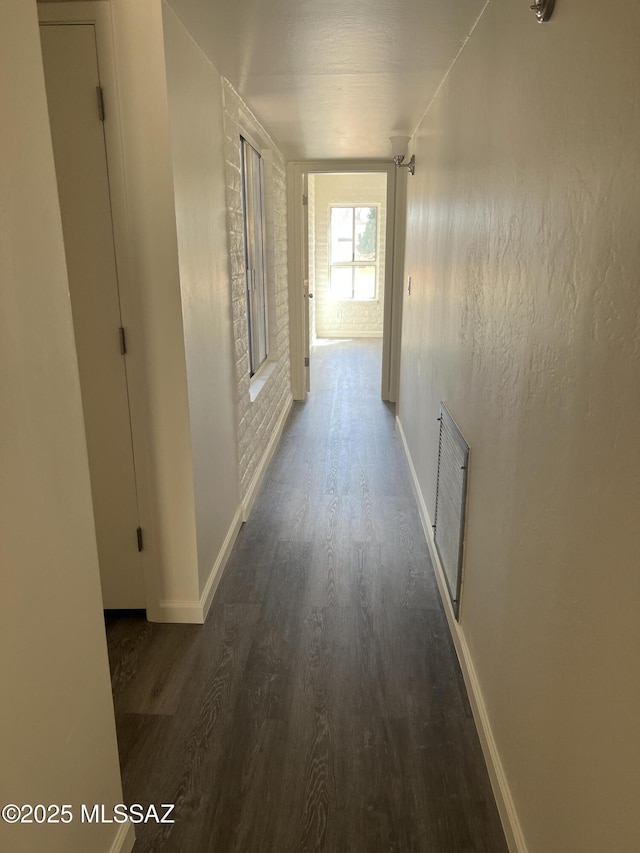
[240,137,268,375]
[329,205,378,300]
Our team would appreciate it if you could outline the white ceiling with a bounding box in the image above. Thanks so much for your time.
[167,0,487,161]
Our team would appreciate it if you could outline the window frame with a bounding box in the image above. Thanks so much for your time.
[328,203,380,301]
[240,136,269,376]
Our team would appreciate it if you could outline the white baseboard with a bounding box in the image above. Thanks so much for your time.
[152,395,293,624]
[156,504,243,624]
[110,821,135,853]
[396,415,527,853]
[242,394,293,521]
[155,598,206,624]
[200,504,243,621]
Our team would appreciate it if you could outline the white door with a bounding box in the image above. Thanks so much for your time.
[40,23,145,608]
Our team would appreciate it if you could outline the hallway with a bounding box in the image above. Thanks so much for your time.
[106,339,507,852]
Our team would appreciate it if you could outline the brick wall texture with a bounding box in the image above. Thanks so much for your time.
[222,81,291,502]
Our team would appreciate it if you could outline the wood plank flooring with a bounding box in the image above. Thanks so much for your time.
[106,339,508,853]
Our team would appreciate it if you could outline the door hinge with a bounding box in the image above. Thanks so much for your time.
[136,527,144,552]
[302,194,308,206]
[304,357,309,367]
[96,86,106,122]
[119,326,127,355]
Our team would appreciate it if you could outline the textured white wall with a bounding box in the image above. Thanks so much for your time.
[163,4,240,594]
[398,0,640,851]
[222,81,292,503]
[313,172,386,338]
[0,4,126,850]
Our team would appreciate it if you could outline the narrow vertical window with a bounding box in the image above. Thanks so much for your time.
[329,205,378,300]
[241,137,268,375]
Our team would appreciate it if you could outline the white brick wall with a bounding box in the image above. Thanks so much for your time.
[222,81,291,501]
[313,172,387,338]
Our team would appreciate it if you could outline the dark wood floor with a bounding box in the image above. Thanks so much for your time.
[106,339,508,853]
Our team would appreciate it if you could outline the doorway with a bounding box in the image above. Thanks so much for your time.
[39,16,145,609]
[308,172,387,347]
[287,161,406,403]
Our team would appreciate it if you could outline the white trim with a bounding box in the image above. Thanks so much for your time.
[249,360,277,402]
[287,164,307,401]
[396,415,527,853]
[110,821,135,853]
[388,170,407,404]
[156,599,205,624]
[155,504,244,624]
[200,505,243,620]
[242,394,293,521]
[158,392,293,623]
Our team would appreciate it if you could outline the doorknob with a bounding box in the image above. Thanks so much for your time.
[308,293,314,299]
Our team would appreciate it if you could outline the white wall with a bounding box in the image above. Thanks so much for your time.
[398,0,640,851]
[110,0,201,620]
[313,172,386,338]
[162,2,293,521]
[162,4,241,596]
[0,4,129,851]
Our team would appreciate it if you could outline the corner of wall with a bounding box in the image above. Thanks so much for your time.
[110,0,202,617]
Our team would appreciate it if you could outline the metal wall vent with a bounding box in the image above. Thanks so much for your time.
[433,403,469,620]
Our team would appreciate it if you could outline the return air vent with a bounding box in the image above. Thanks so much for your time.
[433,403,469,620]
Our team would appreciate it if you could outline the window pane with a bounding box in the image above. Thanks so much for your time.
[241,138,268,374]
[354,207,377,261]
[330,207,353,262]
[353,266,376,300]
[330,266,353,299]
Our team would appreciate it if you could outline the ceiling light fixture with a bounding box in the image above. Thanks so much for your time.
[389,136,415,176]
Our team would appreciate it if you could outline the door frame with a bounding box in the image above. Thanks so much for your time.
[287,160,407,402]
[39,1,156,613]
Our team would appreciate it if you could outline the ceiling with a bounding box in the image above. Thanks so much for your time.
[167,0,488,161]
